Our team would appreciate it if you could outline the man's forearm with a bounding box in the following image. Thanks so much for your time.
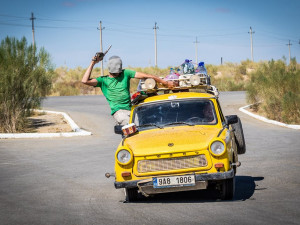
[135,72,175,89]
[150,75,168,85]
[135,72,167,85]
[82,61,95,84]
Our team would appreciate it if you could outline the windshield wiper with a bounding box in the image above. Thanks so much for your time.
[138,123,163,129]
[162,122,195,127]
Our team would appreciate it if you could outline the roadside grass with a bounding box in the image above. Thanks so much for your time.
[246,58,300,124]
[51,66,103,96]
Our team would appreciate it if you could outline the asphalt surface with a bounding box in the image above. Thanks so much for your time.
[1,92,299,225]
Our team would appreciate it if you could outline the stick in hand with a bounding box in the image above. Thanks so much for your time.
[92,45,112,62]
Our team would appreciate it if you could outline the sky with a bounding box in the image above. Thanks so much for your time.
[0,0,299,69]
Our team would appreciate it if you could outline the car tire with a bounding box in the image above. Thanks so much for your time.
[125,187,139,202]
[232,116,246,154]
[220,177,235,200]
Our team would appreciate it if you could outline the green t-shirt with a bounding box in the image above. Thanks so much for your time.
[96,69,136,115]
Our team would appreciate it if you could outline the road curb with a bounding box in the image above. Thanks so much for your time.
[239,104,300,130]
[0,109,92,139]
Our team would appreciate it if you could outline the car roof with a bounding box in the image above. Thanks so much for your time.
[141,91,216,104]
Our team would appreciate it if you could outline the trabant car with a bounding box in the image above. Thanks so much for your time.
[109,80,245,202]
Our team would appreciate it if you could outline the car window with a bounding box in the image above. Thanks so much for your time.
[133,99,218,130]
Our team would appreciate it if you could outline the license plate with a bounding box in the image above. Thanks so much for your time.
[153,175,195,188]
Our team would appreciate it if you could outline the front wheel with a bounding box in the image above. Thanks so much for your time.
[220,177,235,200]
[232,117,246,154]
[125,188,139,202]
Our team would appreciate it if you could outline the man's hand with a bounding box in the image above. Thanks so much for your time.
[92,52,104,63]
[165,80,175,89]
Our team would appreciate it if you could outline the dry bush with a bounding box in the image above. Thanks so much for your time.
[246,58,300,124]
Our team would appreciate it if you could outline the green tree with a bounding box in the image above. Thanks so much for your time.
[0,36,54,132]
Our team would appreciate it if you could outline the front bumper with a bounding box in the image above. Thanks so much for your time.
[114,169,234,189]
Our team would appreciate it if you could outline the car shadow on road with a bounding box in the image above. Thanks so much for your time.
[125,176,264,203]
[235,176,264,201]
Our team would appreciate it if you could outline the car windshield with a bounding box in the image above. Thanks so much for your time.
[133,99,217,130]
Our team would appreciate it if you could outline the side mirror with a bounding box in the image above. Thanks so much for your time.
[114,125,123,135]
[225,115,238,125]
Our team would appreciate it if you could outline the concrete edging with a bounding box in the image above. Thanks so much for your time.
[239,104,300,130]
[0,109,92,139]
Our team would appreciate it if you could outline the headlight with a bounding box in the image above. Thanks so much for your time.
[190,75,200,86]
[144,78,156,89]
[116,149,132,165]
[210,140,226,156]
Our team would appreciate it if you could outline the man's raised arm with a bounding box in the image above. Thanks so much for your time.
[82,53,103,87]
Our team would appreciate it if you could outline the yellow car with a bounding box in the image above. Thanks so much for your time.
[112,91,245,202]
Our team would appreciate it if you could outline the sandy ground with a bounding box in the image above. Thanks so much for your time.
[28,113,73,133]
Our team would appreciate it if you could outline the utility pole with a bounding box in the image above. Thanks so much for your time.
[30,12,36,47]
[97,21,105,75]
[194,37,199,64]
[248,26,255,62]
[153,22,159,67]
[286,40,292,64]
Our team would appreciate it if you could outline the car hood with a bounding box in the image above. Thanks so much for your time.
[124,126,221,156]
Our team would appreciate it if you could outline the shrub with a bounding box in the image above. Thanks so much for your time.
[206,64,218,76]
[51,66,99,96]
[246,58,300,124]
[0,36,54,132]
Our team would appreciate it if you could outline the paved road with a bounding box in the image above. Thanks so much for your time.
[1,92,299,225]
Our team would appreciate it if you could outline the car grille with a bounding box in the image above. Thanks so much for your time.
[137,155,207,173]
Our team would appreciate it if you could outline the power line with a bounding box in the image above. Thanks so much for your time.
[0,14,253,38]
[1,12,299,65]
[0,18,26,22]
[0,14,28,19]
[257,29,299,41]
[258,32,298,43]
[0,21,93,30]
[36,17,86,23]
[0,22,31,27]
[158,25,247,34]
[1,13,298,44]
[1,13,295,43]
[105,28,152,36]
[102,20,150,30]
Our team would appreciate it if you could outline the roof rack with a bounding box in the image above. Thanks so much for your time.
[131,73,219,105]
[138,73,219,97]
